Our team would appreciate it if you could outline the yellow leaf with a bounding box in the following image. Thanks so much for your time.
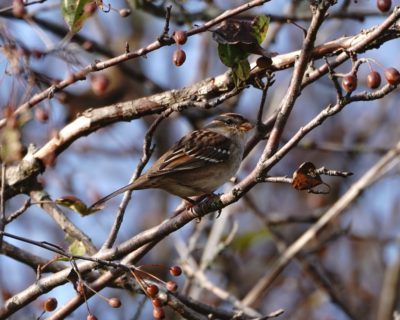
[69,239,86,256]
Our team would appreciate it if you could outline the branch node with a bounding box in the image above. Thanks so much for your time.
[157,6,173,44]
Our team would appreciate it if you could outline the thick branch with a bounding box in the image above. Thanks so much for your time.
[0,0,270,129]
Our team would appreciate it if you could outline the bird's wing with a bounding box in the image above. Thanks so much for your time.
[149,129,231,177]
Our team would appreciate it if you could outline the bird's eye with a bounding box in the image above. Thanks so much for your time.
[224,118,233,125]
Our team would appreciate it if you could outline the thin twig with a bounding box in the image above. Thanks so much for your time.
[263,176,292,184]
[256,74,275,127]
[0,163,6,248]
[158,5,172,43]
[315,167,353,178]
[5,199,31,223]
[324,56,343,101]
[101,110,173,250]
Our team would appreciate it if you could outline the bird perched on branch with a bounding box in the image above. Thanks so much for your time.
[90,113,253,209]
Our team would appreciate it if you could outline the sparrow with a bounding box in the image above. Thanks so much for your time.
[90,113,253,209]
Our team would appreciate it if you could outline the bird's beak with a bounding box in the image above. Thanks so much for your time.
[239,122,254,132]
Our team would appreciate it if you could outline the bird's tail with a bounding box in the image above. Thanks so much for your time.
[89,182,137,210]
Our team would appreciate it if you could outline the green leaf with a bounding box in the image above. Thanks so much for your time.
[61,0,94,33]
[69,239,86,256]
[216,16,271,85]
[233,59,250,82]
[218,43,249,68]
[218,43,251,84]
[252,15,270,45]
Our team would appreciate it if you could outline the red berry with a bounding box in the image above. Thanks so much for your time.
[166,281,178,292]
[342,75,357,93]
[172,49,186,67]
[43,297,58,312]
[173,31,187,45]
[108,297,121,308]
[146,284,159,298]
[152,298,163,308]
[384,67,400,85]
[169,266,182,277]
[377,0,391,12]
[153,307,165,319]
[91,74,110,95]
[367,71,381,89]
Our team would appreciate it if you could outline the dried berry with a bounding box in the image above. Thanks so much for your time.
[108,297,121,308]
[169,266,182,277]
[146,284,159,298]
[43,297,58,312]
[153,307,165,319]
[173,31,187,45]
[367,71,381,89]
[172,49,186,67]
[377,0,391,12]
[384,67,400,85]
[166,281,178,292]
[256,56,272,69]
[342,75,357,93]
